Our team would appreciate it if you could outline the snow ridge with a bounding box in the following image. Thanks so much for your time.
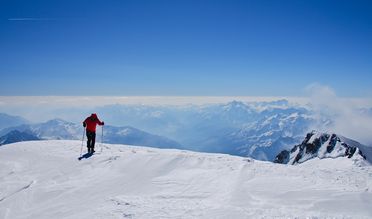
[0,140,372,218]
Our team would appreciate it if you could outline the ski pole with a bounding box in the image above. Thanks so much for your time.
[80,127,85,157]
[101,125,104,152]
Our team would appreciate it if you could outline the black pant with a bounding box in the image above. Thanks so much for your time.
[86,131,96,150]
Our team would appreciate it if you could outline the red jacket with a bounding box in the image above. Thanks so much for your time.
[83,114,104,132]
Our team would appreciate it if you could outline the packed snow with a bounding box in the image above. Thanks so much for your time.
[0,140,371,218]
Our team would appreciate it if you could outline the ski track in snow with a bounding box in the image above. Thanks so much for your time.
[0,140,371,219]
[0,180,35,202]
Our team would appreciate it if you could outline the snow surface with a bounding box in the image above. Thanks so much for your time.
[0,141,372,219]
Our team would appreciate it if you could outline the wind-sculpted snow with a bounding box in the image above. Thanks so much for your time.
[0,141,371,218]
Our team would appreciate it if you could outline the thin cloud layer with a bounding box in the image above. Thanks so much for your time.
[8,18,54,21]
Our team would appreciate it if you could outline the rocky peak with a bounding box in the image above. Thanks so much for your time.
[274,131,367,165]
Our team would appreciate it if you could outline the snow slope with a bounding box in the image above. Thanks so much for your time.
[0,141,371,219]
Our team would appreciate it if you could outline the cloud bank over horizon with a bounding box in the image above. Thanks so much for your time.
[305,83,372,145]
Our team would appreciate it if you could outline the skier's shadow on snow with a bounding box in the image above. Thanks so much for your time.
[78,152,93,160]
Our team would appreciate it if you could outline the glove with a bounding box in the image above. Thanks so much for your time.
[102,121,105,125]
[83,122,86,127]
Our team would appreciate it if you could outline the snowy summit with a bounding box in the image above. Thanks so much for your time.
[275,131,372,165]
[0,140,371,218]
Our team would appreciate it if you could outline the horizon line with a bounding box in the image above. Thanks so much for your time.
[1,96,372,107]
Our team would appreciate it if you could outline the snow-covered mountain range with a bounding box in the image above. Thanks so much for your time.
[102,126,182,149]
[94,100,318,160]
[0,140,371,218]
[0,118,181,149]
[0,130,40,146]
[0,113,29,131]
[1,99,370,161]
[275,131,372,165]
[0,119,82,140]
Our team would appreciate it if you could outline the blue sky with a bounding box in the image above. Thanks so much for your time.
[0,0,371,96]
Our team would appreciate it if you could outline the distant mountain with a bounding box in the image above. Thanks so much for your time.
[1,119,182,149]
[0,113,29,131]
[274,131,371,164]
[103,126,183,149]
[226,110,313,160]
[0,130,40,146]
[95,101,317,160]
[184,105,315,160]
[360,108,372,117]
[0,118,81,140]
